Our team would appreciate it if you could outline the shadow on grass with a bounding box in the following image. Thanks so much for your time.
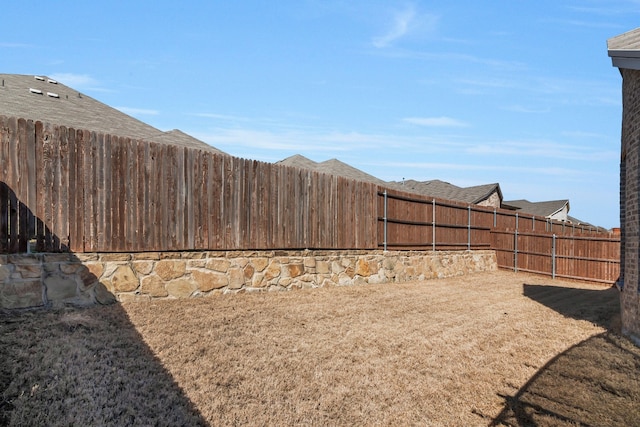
[522,283,620,329]
[490,331,640,426]
[0,304,209,426]
[490,283,640,426]
[1,181,208,426]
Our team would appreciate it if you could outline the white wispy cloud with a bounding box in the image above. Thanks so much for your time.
[368,160,584,177]
[192,128,385,153]
[372,5,438,48]
[49,73,99,89]
[373,7,416,48]
[403,116,469,127]
[503,105,551,114]
[48,73,113,93]
[0,42,34,48]
[465,140,618,162]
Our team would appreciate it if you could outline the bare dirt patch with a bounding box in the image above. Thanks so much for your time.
[1,270,636,426]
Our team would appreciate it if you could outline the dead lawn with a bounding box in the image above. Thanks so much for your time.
[1,270,638,426]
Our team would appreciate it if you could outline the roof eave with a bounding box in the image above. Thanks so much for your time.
[609,49,640,70]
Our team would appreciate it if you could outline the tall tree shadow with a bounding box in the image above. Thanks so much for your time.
[0,182,208,425]
[489,282,640,426]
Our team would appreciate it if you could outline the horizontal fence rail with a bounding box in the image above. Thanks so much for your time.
[0,115,620,284]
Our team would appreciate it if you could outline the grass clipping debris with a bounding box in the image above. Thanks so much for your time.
[1,270,638,426]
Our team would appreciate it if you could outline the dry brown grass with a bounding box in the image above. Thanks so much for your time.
[1,270,637,426]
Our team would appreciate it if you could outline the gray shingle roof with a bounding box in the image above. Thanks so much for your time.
[390,179,502,204]
[503,199,569,218]
[0,73,225,154]
[608,27,640,51]
[276,155,387,185]
[277,154,320,170]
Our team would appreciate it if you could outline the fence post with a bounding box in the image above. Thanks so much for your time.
[467,205,471,251]
[383,190,388,251]
[432,199,436,251]
[532,215,535,231]
[514,213,519,272]
[493,208,497,228]
[552,233,556,279]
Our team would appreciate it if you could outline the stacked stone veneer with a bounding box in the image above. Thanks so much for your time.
[0,250,497,309]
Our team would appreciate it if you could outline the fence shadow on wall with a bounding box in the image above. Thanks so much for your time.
[0,181,68,253]
[0,181,208,425]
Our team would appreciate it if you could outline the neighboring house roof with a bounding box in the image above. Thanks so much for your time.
[0,73,225,154]
[391,179,503,205]
[276,155,387,185]
[503,199,569,219]
[277,154,320,170]
[608,27,640,70]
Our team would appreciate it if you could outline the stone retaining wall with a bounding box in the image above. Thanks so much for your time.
[0,250,498,309]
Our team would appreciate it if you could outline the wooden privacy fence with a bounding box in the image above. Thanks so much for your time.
[0,116,377,252]
[0,115,620,284]
[491,230,619,284]
[378,188,620,284]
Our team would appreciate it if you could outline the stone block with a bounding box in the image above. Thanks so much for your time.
[251,257,269,272]
[9,254,40,265]
[140,275,169,297]
[110,265,139,292]
[283,263,304,278]
[180,251,206,259]
[316,261,330,274]
[331,261,345,274]
[338,272,352,286]
[228,268,245,289]
[207,258,231,273]
[251,273,267,288]
[60,263,82,274]
[264,261,281,280]
[235,257,249,268]
[155,260,186,281]
[15,263,42,279]
[0,279,43,309]
[44,274,78,301]
[132,252,161,260]
[243,264,255,280]
[192,270,227,292]
[132,261,154,275]
[188,260,207,268]
[100,253,131,262]
[166,279,197,298]
[74,253,99,262]
[43,254,71,263]
[0,265,12,281]
[355,259,371,277]
[94,282,117,305]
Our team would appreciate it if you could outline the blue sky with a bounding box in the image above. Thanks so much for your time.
[2,1,637,229]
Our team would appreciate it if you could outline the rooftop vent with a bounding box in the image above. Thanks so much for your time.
[34,76,45,81]
[48,79,57,84]
[47,92,59,98]
[29,88,43,94]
